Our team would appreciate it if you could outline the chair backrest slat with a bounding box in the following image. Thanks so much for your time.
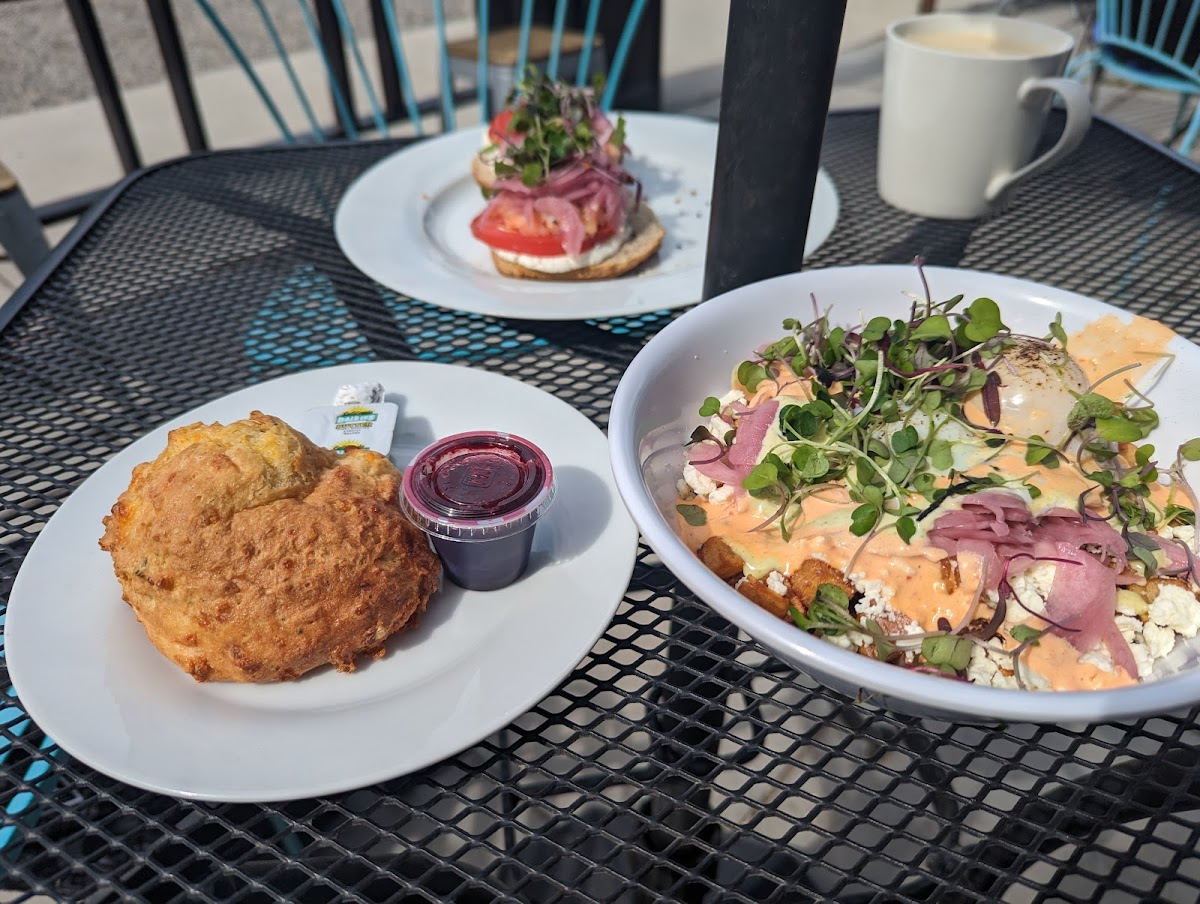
[477,0,491,122]
[331,0,389,136]
[602,0,650,110]
[547,0,570,80]
[379,0,427,135]
[515,0,535,85]
[1096,0,1111,35]
[1153,0,1179,52]
[576,0,603,87]
[1135,0,1152,43]
[1175,0,1200,65]
[197,0,297,142]
[432,0,456,132]
[251,0,323,139]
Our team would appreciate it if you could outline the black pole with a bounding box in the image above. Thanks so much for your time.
[146,0,209,153]
[65,0,143,174]
[702,1,846,301]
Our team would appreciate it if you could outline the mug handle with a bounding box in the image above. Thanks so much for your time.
[984,76,1092,202]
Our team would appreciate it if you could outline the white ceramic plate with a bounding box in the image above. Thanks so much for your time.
[5,362,638,801]
[609,265,1200,724]
[334,112,840,320]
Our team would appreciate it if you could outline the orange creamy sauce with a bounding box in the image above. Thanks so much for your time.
[680,311,1178,690]
[1067,313,1177,390]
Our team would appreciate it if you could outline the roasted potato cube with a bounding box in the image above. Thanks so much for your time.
[1142,576,1193,604]
[787,559,855,613]
[738,576,791,620]
[698,537,745,581]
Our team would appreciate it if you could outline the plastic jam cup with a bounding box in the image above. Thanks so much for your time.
[400,431,556,591]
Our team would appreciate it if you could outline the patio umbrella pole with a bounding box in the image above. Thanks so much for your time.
[702,0,846,301]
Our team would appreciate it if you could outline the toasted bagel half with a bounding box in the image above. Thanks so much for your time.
[471,153,497,192]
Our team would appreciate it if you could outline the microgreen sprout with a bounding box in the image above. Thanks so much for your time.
[789,584,900,663]
[489,68,631,190]
[716,283,1020,546]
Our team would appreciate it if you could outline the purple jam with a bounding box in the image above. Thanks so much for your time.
[400,431,556,591]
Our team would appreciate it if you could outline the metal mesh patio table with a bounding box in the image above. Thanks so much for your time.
[2,109,1200,903]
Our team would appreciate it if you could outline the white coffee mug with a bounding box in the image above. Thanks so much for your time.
[877,13,1091,220]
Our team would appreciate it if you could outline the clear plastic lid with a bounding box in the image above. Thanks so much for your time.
[400,431,556,542]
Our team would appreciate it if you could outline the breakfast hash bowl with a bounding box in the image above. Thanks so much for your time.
[608,264,1200,724]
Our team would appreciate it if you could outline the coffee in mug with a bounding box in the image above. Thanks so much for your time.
[877,14,1091,220]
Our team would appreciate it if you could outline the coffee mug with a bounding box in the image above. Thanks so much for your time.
[877,13,1091,220]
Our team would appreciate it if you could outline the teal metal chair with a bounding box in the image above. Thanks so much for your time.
[195,0,652,143]
[1068,0,1200,157]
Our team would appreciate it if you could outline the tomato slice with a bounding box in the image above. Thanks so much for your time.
[488,109,517,144]
[471,197,616,256]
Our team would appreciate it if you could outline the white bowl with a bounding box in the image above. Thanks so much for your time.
[609,264,1200,724]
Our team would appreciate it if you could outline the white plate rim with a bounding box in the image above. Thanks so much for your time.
[609,264,1200,724]
[5,362,639,801]
[333,112,840,321]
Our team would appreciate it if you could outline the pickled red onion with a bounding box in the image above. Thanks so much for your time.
[532,197,586,257]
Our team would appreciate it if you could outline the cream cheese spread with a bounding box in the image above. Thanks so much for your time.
[494,225,631,274]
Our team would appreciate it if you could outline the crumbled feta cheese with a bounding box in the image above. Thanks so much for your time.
[855,595,920,634]
[1019,659,1051,691]
[700,392,744,437]
[968,641,1050,690]
[681,462,736,506]
[853,595,887,622]
[1117,614,1159,679]
[967,645,1020,689]
[1115,614,1143,645]
[682,463,721,500]
[709,485,735,505]
[1141,621,1177,661]
[826,632,854,650]
[1009,563,1056,617]
[844,629,874,649]
[766,570,788,597]
[852,577,894,606]
[1079,645,1116,674]
[1148,584,1200,638]
[1162,523,1196,545]
[1129,642,1155,679]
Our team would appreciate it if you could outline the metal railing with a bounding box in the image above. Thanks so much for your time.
[43,0,662,227]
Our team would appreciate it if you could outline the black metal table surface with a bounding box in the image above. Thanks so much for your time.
[3,109,1200,904]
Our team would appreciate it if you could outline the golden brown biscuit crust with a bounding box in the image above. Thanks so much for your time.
[100,411,441,682]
